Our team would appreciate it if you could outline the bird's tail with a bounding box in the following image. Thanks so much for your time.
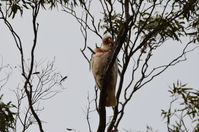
[106,94,116,107]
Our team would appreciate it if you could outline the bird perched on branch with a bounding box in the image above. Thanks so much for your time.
[91,36,118,107]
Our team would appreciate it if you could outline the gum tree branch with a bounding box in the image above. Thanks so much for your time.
[62,0,199,131]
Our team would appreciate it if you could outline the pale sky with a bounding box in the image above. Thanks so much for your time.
[0,6,199,132]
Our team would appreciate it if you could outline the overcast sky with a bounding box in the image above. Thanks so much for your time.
[0,6,199,132]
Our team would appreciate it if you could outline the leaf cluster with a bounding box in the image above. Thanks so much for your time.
[0,95,16,132]
[101,12,124,36]
[174,0,199,42]
[161,81,199,132]
[137,14,186,42]
[0,0,75,18]
[170,81,199,120]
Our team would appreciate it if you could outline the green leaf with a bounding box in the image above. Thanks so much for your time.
[9,4,23,18]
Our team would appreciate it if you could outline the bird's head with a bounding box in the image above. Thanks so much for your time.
[102,36,113,50]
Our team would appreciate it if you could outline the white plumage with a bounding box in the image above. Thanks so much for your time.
[91,36,118,107]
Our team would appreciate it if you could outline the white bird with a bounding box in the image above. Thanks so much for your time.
[91,36,118,107]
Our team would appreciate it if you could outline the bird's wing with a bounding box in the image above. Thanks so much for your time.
[91,52,110,89]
